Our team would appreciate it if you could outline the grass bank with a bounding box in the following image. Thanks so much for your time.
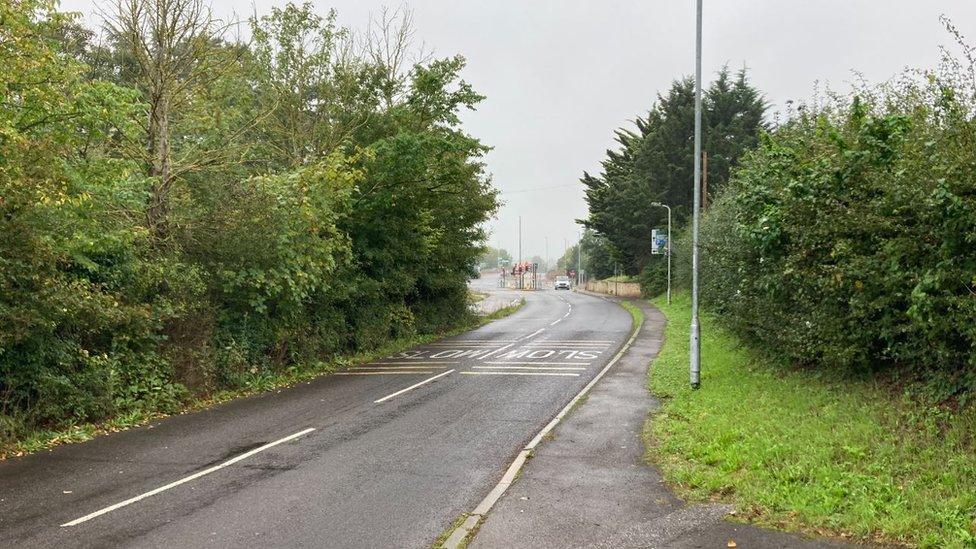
[2,298,525,461]
[645,292,976,548]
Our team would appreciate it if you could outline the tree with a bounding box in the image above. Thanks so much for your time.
[581,68,766,274]
[248,2,378,170]
[104,0,239,240]
[478,247,512,270]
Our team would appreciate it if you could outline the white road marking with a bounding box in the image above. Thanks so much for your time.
[472,366,585,371]
[355,365,451,370]
[519,328,546,341]
[483,361,589,366]
[337,371,434,375]
[460,372,579,377]
[426,343,497,346]
[371,361,460,365]
[476,343,514,360]
[443,299,645,547]
[522,344,610,347]
[61,428,316,527]
[374,369,455,403]
[455,339,516,343]
[536,340,614,343]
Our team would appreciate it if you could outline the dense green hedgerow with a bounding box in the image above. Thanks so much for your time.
[684,49,976,398]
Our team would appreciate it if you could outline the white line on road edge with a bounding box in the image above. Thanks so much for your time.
[442,302,644,549]
[61,428,316,527]
[373,369,455,404]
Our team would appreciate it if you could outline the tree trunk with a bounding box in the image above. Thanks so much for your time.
[147,92,171,241]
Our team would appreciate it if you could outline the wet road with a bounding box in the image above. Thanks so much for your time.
[0,280,631,548]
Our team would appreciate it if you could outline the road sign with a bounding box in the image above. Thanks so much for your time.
[651,229,668,255]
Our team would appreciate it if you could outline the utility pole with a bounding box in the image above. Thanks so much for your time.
[701,151,709,210]
[690,0,703,390]
[577,229,582,288]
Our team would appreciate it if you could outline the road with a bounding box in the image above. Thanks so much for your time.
[0,278,631,548]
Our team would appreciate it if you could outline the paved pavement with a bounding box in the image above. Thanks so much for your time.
[0,281,629,548]
[470,298,849,549]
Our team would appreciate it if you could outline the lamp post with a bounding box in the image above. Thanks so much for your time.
[651,202,672,305]
[577,229,583,288]
[690,0,703,390]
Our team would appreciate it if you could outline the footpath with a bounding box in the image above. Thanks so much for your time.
[467,297,848,548]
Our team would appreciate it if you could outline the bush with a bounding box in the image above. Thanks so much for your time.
[698,65,976,397]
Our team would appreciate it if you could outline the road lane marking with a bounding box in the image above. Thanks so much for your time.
[355,365,450,370]
[443,300,645,548]
[61,428,316,527]
[374,369,455,403]
[476,343,514,360]
[370,361,460,365]
[460,372,579,377]
[535,340,614,343]
[338,371,435,375]
[519,328,546,341]
[472,366,585,371]
[483,361,590,366]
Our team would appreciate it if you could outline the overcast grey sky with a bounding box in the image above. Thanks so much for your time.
[62,0,976,263]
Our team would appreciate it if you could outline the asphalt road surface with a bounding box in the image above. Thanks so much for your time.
[0,278,631,548]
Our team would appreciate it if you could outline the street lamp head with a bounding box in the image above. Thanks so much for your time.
[651,201,662,207]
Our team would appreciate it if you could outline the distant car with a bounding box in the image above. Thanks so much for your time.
[554,275,571,290]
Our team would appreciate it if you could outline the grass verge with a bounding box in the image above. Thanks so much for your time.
[1,297,525,461]
[646,292,976,548]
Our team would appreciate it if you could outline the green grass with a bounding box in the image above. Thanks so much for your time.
[619,300,644,328]
[646,292,976,548]
[2,300,526,460]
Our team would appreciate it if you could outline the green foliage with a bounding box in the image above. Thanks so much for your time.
[0,1,497,446]
[477,246,512,270]
[648,293,976,547]
[698,62,976,396]
[581,68,766,275]
[555,229,616,279]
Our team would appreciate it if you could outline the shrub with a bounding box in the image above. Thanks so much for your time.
[698,63,976,397]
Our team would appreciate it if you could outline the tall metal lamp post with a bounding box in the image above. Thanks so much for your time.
[650,202,672,305]
[690,0,703,390]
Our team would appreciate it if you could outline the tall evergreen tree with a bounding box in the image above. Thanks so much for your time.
[581,67,766,274]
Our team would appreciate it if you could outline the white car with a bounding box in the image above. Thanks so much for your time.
[554,276,571,290]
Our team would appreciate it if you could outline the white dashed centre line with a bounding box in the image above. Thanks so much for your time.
[374,369,456,404]
[61,428,316,527]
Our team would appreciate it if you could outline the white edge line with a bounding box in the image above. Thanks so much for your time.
[373,369,455,403]
[61,427,316,527]
[442,304,644,549]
